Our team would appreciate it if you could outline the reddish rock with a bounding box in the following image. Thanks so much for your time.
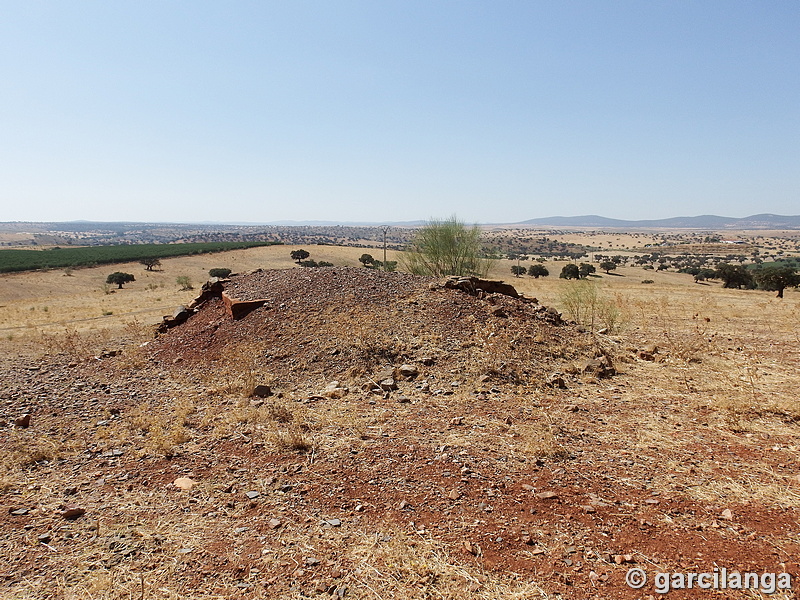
[221,292,267,320]
[61,506,85,520]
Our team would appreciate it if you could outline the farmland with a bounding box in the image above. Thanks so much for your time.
[0,241,281,273]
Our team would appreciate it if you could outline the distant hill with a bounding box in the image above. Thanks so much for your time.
[2,214,799,232]
[517,214,800,229]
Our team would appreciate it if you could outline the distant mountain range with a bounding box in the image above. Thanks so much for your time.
[3,214,800,230]
[516,214,800,229]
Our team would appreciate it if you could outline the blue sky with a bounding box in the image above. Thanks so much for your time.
[1,1,798,223]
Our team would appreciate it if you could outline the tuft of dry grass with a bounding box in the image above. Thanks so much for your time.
[126,398,197,457]
[558,280,623,333]
[3,430,65,470]
[269,424,316,453]
[346,530,551,600]
[141,423,192,457]
[514,418,571,461]
[686,468,800,510]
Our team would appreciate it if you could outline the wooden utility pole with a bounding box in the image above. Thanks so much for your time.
[382,226,390,271]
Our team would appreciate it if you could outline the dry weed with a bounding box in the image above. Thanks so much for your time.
[514,418,570,461]
[346,530,550,599]
[141,423,192,457]
[558,281,623,332]
[349,321,404,370]
[206,342,279,398]
[3,430,65,470]
[126,399,196,457]
[269,424,315,453]
[686,469,800,510]
[36,327,96,360]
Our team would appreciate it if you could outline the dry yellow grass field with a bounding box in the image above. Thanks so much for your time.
[0,245,403,339]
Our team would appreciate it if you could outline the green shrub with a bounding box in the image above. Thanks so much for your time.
[402,216,491,277]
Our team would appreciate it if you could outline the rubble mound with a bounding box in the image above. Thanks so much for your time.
[148,267,603,392]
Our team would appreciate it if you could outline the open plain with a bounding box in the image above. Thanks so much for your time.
[1,239,800,599]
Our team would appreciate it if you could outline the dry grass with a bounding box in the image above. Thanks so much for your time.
[2,430,67,471]
[268,424,316,454]
[344,531,551,600]
[686,468,800,510]
[13,527,552,600]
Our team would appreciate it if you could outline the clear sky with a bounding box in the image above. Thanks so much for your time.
[1,1,798,224]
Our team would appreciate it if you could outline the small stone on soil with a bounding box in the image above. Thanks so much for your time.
[174,477,196,491]
[60,506,85,520]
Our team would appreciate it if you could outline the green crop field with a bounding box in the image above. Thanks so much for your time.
[0,241,281,273]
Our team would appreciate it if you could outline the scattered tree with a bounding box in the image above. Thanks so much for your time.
[579,263,596,278]
[528,264,549,278]
[139,258,162,271]
[359,253,375,268]
[176,275,193,290]
[599,261,617,274]
[402,216,491,277]
[754,266,800,298]
[290,249,310,264]
[209,268,232,279]
[511,265,526,277]
[106,272,135,289]
[560,264,580,280]
[694,268,716,283]
[715,263,755,289]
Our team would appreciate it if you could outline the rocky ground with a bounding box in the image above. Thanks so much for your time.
[1,267,798,599]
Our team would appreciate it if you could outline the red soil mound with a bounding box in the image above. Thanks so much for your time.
[148,267,600,394]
